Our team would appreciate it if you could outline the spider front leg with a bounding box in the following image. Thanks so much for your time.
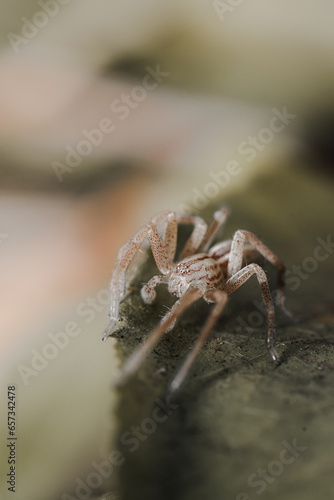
[167,289,228,396]
[103,211,178,340]
[177,214,208,260]
[198,206,230,253]
[223,263,279,365]
[178,206,230,259]
[228,230,293,319]
[113,288,203,386]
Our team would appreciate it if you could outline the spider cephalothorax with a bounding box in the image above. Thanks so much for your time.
[168,255,222,297]
[104,207,292,394]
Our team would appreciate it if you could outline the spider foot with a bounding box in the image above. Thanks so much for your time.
[112,350,143,388]
[267,346,281,365]
[164,385,182,405]
[102,318,117,341]
[166,373,185,398]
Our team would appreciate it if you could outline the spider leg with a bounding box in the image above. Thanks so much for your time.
[223,263,279,365]
[208,239,232,260]
[198,206,230,253]
[113,288,202,386]
[167,289,228,396]
[104,211,178,340]
[151,211,178,263]
[177,214,208,259]
[141,275,168,304]
[177,206,230,260]
[227,230,293,319]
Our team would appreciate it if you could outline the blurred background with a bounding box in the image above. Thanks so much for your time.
[0,1,333,499]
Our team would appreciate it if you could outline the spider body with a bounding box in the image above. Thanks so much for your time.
[168,254,223,298]
[104,207,292,394]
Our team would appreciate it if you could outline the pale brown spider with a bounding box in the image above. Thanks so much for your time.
[103,207,292,394]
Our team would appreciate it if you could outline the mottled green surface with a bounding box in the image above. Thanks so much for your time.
[109,165,334,500]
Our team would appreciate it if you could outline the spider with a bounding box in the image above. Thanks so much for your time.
[103,207,292,394]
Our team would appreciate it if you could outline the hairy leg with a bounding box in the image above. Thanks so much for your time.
[177,214,208,259]
[227,229,292,318]
[177,206,229,259]
[104,211,178,339]
[151,211,178,264]
[113,288,203,386]
[167,288,228,395]
[223,263,279,364]
[198,206,230,253]
[208,239,232,260]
